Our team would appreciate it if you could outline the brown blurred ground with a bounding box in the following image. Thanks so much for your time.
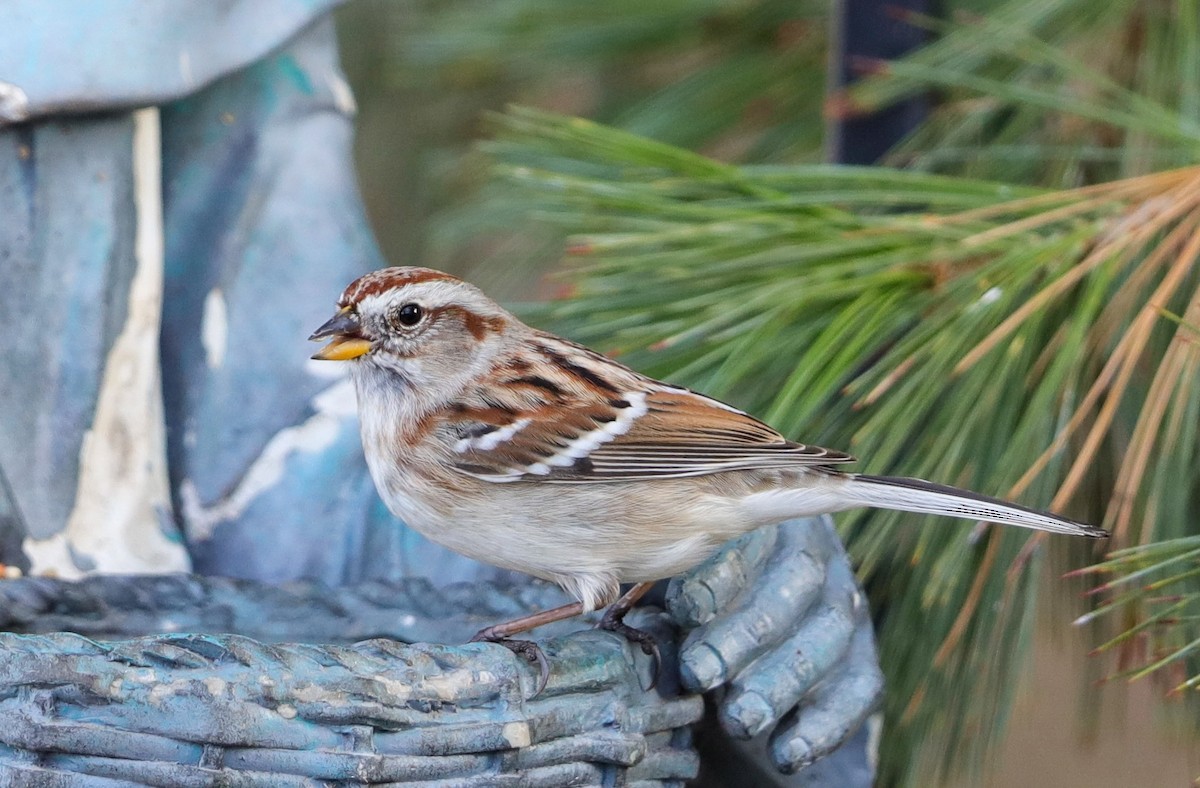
[971,607,1199,788]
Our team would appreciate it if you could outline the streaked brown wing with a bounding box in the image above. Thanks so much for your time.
[447,386,855,483]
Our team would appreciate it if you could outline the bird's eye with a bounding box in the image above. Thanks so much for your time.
[392,303,423,328]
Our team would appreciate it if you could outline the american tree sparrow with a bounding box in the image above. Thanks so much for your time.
[310,266,1106,691]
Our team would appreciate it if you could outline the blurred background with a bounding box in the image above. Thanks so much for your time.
[332,0,1200,785]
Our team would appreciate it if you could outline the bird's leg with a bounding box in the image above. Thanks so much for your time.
[597,581,661,689]
[470,600,585,695]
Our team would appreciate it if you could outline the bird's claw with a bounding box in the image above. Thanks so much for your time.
[471,632,551,697]
[597,615,662,692]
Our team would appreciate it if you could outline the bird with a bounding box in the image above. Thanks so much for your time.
[309,266,1107,692]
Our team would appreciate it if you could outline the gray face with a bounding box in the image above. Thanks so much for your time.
[354,280,508,368]
[310,268,515,404]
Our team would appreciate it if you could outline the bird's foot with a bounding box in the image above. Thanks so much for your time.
[470,629,551,696]
[597,607,662,691]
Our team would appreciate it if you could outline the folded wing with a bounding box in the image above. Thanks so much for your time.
[447,384,854,483]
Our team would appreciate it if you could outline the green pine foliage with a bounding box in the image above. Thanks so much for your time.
[1075,535,1200,695]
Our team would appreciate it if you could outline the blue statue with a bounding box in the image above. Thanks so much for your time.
[0,3,881,784]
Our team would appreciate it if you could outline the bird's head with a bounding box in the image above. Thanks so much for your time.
[309,266,514,393]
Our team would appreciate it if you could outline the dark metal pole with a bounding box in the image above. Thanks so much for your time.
[827,0,934,164]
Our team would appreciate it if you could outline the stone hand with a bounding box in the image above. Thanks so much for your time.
[667,518,884,773]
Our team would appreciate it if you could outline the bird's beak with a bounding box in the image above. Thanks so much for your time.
[309,307,373,361]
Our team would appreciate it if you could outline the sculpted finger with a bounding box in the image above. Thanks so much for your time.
[718,561,860,738]
[769,623,884,774]
[677,521,832,692]
[666,526,777,629]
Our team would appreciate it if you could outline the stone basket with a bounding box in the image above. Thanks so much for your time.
[0,574,702,786]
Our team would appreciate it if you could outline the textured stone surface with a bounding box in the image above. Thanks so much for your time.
[0,618,701,785]
[0,115,139,543]
[0,0,347,125]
